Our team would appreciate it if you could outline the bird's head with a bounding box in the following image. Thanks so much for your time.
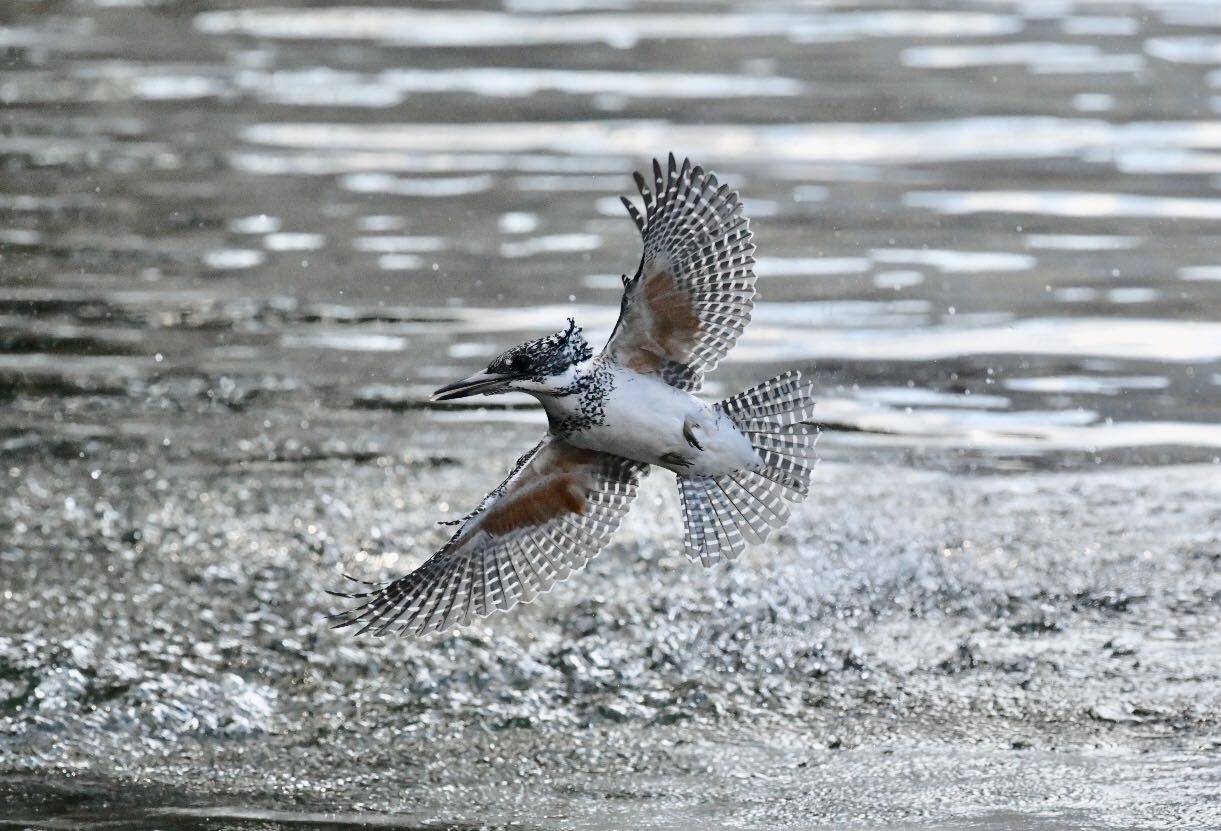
[431,319,593,402]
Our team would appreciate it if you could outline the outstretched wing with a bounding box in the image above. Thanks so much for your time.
[604,154,757,391]
[331,438,647,637]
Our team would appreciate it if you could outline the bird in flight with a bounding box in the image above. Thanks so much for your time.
[332,155,817,637]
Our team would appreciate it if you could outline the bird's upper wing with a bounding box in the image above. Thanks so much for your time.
[331,437,648,637]
[603,154,757,391]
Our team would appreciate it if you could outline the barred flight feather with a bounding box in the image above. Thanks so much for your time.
[605,154,758,392]
[331,438,647,637]
[677,371,819,566]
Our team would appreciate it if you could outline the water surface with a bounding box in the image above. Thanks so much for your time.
[3,1,1221,828]
[3,0,1221,470]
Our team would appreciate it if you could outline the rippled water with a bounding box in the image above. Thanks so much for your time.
[4,1,1221,828]
[3,0,1220,471]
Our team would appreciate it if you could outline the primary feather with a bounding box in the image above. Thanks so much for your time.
[604,153,758,392]
[331,439,646,637]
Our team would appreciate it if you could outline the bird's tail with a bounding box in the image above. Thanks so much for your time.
[677,371,818,566]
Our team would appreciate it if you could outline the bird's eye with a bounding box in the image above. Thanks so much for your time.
[508,355,532,373]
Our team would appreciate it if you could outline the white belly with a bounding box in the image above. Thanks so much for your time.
[558,368,761,475]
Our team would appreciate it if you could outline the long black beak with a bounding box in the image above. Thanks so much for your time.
[431,371,510,402]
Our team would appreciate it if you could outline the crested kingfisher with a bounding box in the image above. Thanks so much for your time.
[333,155,817,636]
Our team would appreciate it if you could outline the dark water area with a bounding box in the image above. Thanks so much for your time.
[2,0,1221,829]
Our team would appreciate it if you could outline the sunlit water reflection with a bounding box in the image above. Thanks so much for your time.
[3,0,1219,471]
[4,1,1221,826]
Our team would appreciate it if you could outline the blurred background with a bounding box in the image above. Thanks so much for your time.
[2,1,1221,828]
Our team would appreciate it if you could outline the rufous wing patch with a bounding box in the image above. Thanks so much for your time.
[624,271,701,372]
[479,444,598,536]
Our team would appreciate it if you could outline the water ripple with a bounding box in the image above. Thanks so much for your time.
[5,0,1219,472]
[906,190,1221,221]
[734,318,1221,364]
[903,42,1144,74]
[195,8,1022,48]
[238,118,1221,169]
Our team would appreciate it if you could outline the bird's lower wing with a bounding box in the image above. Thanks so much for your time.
[603,154,757,391]
[330,437,648,637]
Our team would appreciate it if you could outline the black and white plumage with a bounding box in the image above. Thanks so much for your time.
[332,155,817,637]
[338,439,647,637]
[608,155,757,391]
